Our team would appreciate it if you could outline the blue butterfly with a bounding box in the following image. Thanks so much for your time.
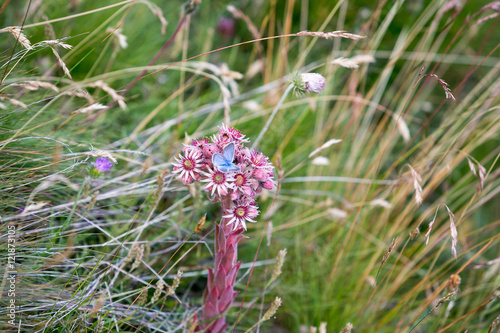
[212,142,240,173]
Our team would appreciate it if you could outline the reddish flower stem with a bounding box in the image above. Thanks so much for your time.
[202,195,243,332]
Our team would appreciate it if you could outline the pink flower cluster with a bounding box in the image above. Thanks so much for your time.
[172,124,276,230]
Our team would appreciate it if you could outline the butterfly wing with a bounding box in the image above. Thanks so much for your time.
[213,150,240,173]
[213,153,229,169]
[225,164,241,172]
[222,142,235,162]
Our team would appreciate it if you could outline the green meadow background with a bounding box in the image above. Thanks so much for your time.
[1,0,499,332]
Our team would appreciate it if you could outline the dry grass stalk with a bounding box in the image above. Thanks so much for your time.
[143,1,168,34]
[330,57,359,68]
[478,164,486,191]
[409,165,423,205]
[90,80,127,109]
[471,257,500,269]
[475,12,500,25]
[65,89,95,103]
[72,103,108,114]
[438,0,461,16]
[309,139,342,157]
[1,26,32,49]
[297,30,366,40]
[0,96,28,109]
[396,117,411,142]
[84,148,117,163]
[311,156,330,166]
[107,27,128,49]
[467,158,477,175]
[227,5,261,42]
[26,174,79,207]
[42,39,72,49]
[421,203,459,258]
[425,205,441,246]
[50,47,72,79]
[330,54,375,68]
[246,60,264,80]
[267,221,273,246]
[328,208,348,219]
[22,201,48,215]
[446,206,458,259]
[370,199,392,209]
[14,80,59,92]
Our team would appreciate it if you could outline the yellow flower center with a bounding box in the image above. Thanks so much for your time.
[214,172,224,183]
[236,207,245,217]
[235,174,244,186]
[184,159,193,169]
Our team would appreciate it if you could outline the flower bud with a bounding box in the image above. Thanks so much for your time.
[252,168,266,180]
[216,17,236,38]
[262,180,274,190]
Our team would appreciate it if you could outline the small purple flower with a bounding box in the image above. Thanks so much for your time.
[95,157,113,172]
[216,17,236,38]
[301,73,326,93]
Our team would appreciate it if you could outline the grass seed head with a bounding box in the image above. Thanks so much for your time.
[410,226,420,240]
[340,322,354,333]
[262,297,282,321]
[297,30,365,40]
[194,214,206,233]
[446,274,461,292]
[166,270,183,297]
[152,280,165,303]
[50,47,72,79]
[489,314,500,333]
[409,166,423,205]
[270,248,287,284]
[381,237,399,266]
[0,96,28,109]
[1,26,32,49]
[131,244,145,271]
